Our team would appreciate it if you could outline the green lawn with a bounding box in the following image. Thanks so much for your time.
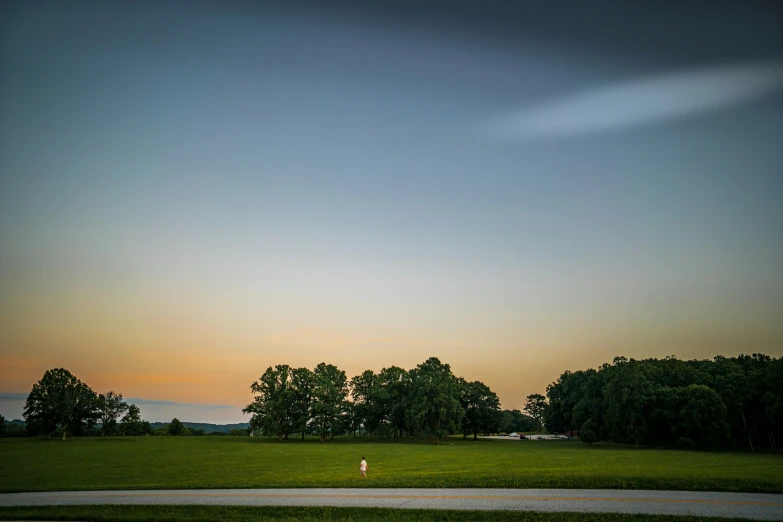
[0,437,781,493]
[0,506,758,522]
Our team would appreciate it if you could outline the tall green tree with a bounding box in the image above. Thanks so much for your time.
[378,366,409,439]
[350,370,381,438]
[97,391,128,437]
[0,414,5,437]
[603,359,652,447]
[407,357,463,443]
[244,365,294,441]
[460,379,501,440]
[120,404,142,437]
[290,367,314,440]
[500,409,536,434]
[168,418,188,436]
[23,368,98,440]
[310,363,348,442]
[676,384,729,449]
[524,394,548,432]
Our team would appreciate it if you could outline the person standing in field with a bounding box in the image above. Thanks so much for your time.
[359,456,368,479]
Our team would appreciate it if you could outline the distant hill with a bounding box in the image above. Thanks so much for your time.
[148,421,249,433]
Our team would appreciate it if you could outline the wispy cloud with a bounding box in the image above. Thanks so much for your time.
[483,62,783,139]
[126,398,238,410]
[0,393,27,401]
[0,393,236,410]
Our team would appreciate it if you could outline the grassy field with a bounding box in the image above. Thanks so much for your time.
[0,506,760,522]
[0,436,781,494]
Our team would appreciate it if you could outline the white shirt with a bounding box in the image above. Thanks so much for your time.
[360,460,367,471]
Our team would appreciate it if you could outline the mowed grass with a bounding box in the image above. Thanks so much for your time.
[0,505,758,522]
[0,437,781,493]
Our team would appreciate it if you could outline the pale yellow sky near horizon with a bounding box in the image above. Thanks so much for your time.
[2,290,781,417]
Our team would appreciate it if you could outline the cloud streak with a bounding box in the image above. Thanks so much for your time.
[484,62,783,139]
[126,398,238,410]
[0,393,27,401]
[0,393,237,410]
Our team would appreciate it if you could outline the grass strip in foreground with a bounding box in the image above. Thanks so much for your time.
[0,505,758,522]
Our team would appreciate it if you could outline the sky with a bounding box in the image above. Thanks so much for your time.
[1,0,782,424]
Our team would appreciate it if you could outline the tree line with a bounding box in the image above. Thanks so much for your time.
[244,357,538,442]
[9,361,538,441]
[19,368,147,439]
[545,354,782,450]
[14,368,195,439]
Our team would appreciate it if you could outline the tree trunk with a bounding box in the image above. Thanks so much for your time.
[330,431,334,441]
[739,410,754,452]
[62,429,67,441]
[284,433,288,440]
[473,431,478,441]
[278,433,282,442]
[369,430,373,439]
[301,431,305,441]
[320,433,325,443]
[463,433,466,440]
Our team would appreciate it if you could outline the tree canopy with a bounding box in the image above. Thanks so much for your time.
[546,354,781,450]
[23,368,99,439]
[97,391,128,437]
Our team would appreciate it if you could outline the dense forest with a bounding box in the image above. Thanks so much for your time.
[545,354,782,450]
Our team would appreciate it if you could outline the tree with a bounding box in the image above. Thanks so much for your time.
[500,409,536,434]
[310,363,349,442]
[290,367,314,440]
[460,379,501,440]
[378,366,409,439]
[0,414,5,437]
[524,394,548,432]
[243,365,294,441]
[708,357,756,451]
[23,368,98,440]
[120,404,142,437]
[168,418,188,436]
[407,357,463,443]
[140,420,152,436]
[603,359,652,447]
[350,370,381,438]
[97,391,128,437]
[581,419,598,444]
[676,384,729,449]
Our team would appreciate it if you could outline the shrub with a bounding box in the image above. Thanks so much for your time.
[580,419,598,445]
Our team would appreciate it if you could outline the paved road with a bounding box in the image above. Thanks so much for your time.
[2,489,782,520]
[482,435,565,441]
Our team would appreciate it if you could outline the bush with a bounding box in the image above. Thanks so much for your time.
[580,419,598,445]
[677,436,696,449]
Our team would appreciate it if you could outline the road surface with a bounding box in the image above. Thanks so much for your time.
[482,435,566,440]
[2,489,782,520]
